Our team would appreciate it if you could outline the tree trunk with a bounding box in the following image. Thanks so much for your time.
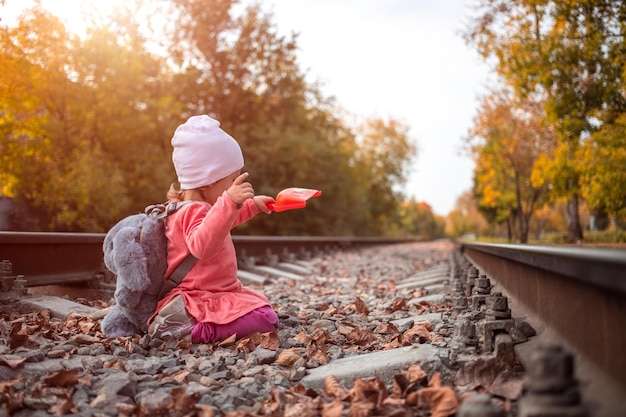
[506,217,513,242]
[566,192,583,241]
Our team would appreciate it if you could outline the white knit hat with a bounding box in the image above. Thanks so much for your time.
[171,115,244,189]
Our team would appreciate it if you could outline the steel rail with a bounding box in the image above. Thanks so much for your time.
[460,241,626,387]
[0,231,414,288]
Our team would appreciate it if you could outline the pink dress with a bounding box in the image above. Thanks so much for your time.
[149,191,271,325]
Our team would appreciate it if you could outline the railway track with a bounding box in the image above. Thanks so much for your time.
[0,231,413,288]
[0,235,624,416]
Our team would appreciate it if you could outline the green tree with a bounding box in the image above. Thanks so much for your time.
[396,199,445,239]
[352,117,417,235]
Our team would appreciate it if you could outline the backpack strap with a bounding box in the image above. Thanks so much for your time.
[145,200,199,300]
[145,200,194,219]
[157,253,197,300]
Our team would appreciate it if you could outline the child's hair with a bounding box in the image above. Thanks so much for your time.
[167,182,185,202]
[167,182,207,202]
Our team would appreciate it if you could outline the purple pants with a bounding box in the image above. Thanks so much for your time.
[191,306,279,343]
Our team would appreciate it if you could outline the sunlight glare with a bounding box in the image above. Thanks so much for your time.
[3,0,126,36]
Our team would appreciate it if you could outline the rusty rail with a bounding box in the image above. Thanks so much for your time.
[460,241,626,388]
[0,231,414,288]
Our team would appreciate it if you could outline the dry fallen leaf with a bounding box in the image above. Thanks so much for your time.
[355,297,370,315]
[43,369,79,387]
[402,321,432,344]
[276,349,302,367]
[418,386,458,417]
[47,395,76,415]
[350,377,387,408]
[390,298,408,312]
[9,323,29,349]
[0,354,27,369]
[324,375,348,399]
[218,333,237,346]
[321,398,344,417]
[170,386,199,413]
[70,333,101,344]
[406,364,428,384]
[308,342,330,365]
[455,357,523,399]
[260,332,280,350]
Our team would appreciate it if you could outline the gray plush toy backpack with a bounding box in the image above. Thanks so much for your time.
[101,202,196,337]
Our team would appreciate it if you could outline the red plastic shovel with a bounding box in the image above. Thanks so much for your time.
[267,187,322,212]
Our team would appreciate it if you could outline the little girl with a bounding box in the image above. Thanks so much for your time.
[147,115,279,343]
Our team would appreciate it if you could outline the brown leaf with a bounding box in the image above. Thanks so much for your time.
[346,327,377,345]
[405,364,428,384]
[43,369,79,387]
[158,369,191,384]
[376,322,400,335]
[196,404,216,417]
[321,398,344,417]
[260,332,280,350]
[293,332,312,344]
[0,354,27,369]
[391,374,410,398]
[284,401,319,417]
[47,396,76,415]
[70,333,101,344]
[77,319,97,334]
[405,390,419,406]
[337,323,355,335]
[455,357,523,399]
[310,327,334,345]
[417,386,458,417]
[236,336,257,354]
[428,372,443,388]
[355,297,370,315]
[218,333,237,346]
[351,377,387,407]
[170,386,199,413]
[103,358,126,370]
[402,322,432,343]
[1,384,24,413]
[310,343,330,365]
[349,400,375,417]
[10,323,29,349]
[116,402,139,417]
[276,349,302,367]
[324,375,348,399]
[379,400,413,417]
[391,298,408,312]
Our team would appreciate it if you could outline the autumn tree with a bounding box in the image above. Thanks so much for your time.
[350,117,417,235]
[0,7,82,230]
[395,199,445,240]
[577,114,626,229]
[0,5,179,231]
[0,1,418,235]
[467,88,557,242]
[445,190,489,239]
[465,0,626,241]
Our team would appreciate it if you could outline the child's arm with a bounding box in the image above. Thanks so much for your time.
[232,195,274,227]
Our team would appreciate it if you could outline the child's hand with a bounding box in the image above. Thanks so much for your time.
[254,195,275,214]
[227,172,254,205]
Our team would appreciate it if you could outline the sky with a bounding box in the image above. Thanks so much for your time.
[259,0,494,216]
[3,0,493,216]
